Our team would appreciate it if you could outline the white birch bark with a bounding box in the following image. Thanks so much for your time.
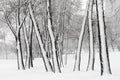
[96,0,112,75]
[87,0,95,71]
[29,3,53,72]
[74,0,89,71]
[46,0,61,73]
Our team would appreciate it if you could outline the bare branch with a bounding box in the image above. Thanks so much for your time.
[5,14,17,38]
[17,11,28,33]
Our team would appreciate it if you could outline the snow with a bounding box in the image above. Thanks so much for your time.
[0,52,120,80]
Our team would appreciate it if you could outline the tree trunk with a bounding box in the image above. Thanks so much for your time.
[23,23,31,69]
[16,0,25,70]
[23,14,34,69]
[96,0,112,75]
[29,20,34,68]
[42,15,51,60]
[46,0,61,73]
[73,1,89,71]
[28,3,53,72]
[58,35,64,67]
[4,0,28,70]
[87,0,95,71]
[55,21,64,67]
[16,33,25,70]
[55,0,67,67]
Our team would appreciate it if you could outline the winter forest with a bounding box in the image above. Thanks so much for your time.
[0,0,120,80]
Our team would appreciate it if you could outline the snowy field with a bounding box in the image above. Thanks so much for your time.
[0,52,120,80]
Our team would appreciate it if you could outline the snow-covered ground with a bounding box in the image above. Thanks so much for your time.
[0,51,120,80]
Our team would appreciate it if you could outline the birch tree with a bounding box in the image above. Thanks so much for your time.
[23,14,33,69]
[28,3,53,72]
[87,0,95,71]
[96,0,112,75]
[4,0,28,70]
[73,0,89,71]
[46,0,61,73]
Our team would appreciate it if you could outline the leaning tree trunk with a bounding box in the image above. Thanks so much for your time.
[46,0,61,73]
[73,1,89,71]
[96,0,112,75]
[87,0,95,71]
[29,3,53,72]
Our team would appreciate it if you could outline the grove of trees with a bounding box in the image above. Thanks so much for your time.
[0,0,120,76]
